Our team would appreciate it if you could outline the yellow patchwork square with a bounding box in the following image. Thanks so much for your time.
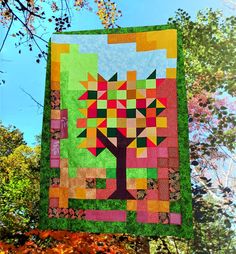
[88,81,97,90]
[127,128,136,137]
[158,201,170,212]
[166,68,176,78]
[87,138,96,147]
[136,148,147,158]
[156,117,167,128]
[76,188,86,199]
[147,127,156,136]
[107,109,117,118]
[87,128,96,138]
[136,178,147,189]
[117,119,126,128]
[127,200,137,211]
[59,187,68,208]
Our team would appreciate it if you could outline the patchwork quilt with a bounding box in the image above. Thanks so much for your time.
[40,25,193,237]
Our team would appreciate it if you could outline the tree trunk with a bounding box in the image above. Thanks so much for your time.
[97,129,135,200]
[109,145,135,199]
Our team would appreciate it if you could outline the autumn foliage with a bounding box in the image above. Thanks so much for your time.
[0,230,134,254]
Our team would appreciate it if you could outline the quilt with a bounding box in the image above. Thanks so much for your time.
[39,25,193,237]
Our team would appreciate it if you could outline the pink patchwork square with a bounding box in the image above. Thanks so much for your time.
[50,139,60,158]
[51,119,60,129]
[96,189,113,199]
[137,200,147,211]
[169,213,182,225]
[137,211,148,223]
[88,108,97,118]
[106,179,116,189]
[157,148,168,157]
[117,109,126,118]
[146,118,156,127]
[158,168,169,179]
[49,198,59,207]
[98,81,107,90]
[108,100,116,108]
[156,79,165,86]
[146,190,158,200]
[136,99,146,108]
[148,212,159,223]
[50,158,60,168]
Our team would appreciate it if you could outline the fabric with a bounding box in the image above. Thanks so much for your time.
[40,25,193,237]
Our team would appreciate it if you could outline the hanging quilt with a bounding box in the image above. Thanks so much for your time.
[39,25,193,238]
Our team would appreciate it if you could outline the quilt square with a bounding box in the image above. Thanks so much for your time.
[39,25,193,237]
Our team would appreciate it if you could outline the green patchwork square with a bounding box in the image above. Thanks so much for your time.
[147,168,157,179]
[136,80,146,89]
[107,118,117,127]
[127,168,147,178]
[117,90,126,99]
[108,90,117,99]
[146,79,156,88]
[106,168,116,178]
[97,100,107,108]
[96,178,106,189]
[87,119,97,127]
[127,99,136,109]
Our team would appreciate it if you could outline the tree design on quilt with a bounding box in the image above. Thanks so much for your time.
[77,70,167,200]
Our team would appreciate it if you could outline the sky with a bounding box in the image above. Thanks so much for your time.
[0,0,234,145]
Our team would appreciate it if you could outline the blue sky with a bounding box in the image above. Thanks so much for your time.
[0,0,234,145]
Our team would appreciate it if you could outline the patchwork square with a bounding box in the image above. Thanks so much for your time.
[40,26,192,238]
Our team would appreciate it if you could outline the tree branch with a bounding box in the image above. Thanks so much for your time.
[20,88,43,108]
[97,129,117,156]
[0,17,13,53]
[14,0,45,19]
[4,0,48,59]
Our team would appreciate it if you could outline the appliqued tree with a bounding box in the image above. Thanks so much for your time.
[77,70,167,199]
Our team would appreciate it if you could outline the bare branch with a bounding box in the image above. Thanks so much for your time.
[0,17,13,53]
[20,87,43,108]
[14,0,45,19]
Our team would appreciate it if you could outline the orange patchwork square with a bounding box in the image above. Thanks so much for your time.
[136,178,147,189]
[127,200,137,211]
[127,71,137,81]
[158,201,170,212]
[76,188,86,199]
[49,187,59,198]
[51,110,61,119]
[147,200,159,212]
[146,89,156,98]
[146,108,156,118]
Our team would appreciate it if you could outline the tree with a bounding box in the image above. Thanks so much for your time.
[168,8,236,212]
[0,0,122,61]
[77,71,167,199]
[0,123,40,239]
